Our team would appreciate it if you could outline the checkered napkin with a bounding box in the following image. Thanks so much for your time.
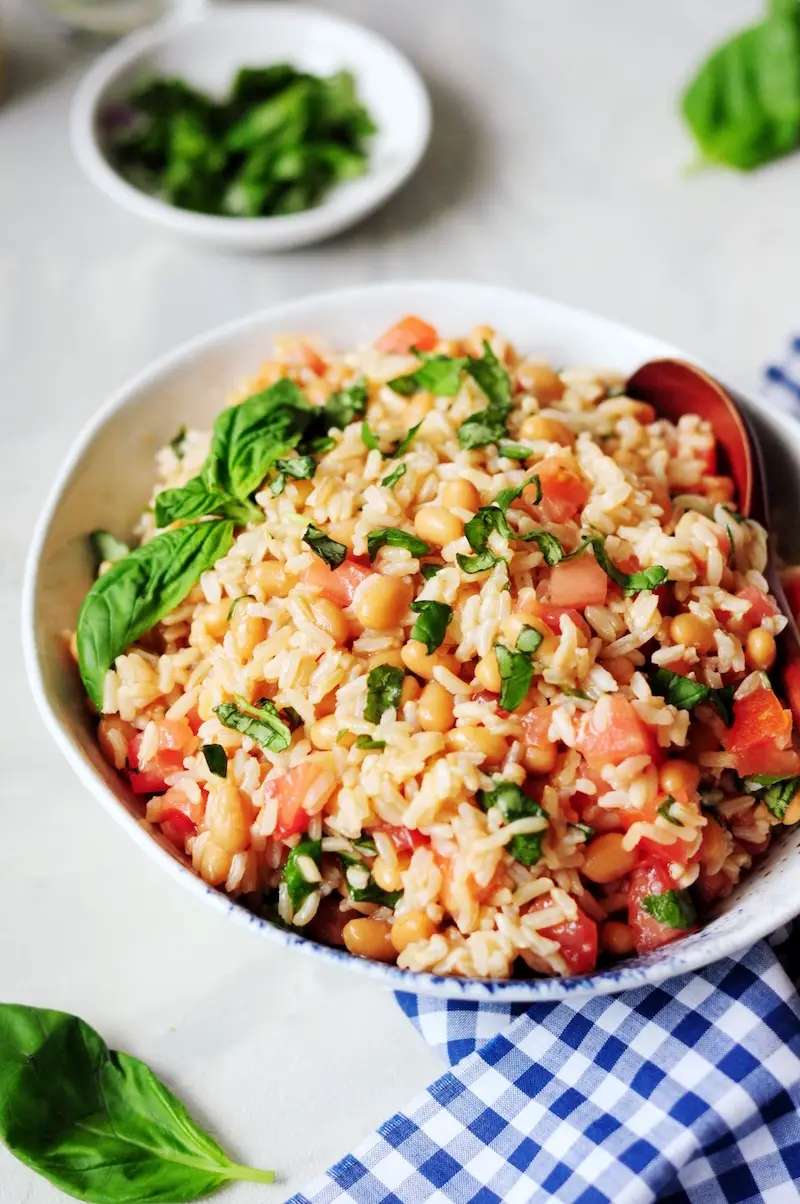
[288,346,800,1204]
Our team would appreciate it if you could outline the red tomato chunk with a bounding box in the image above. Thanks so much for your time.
[576,696,655,770]
[529,898,598,974]
[375,316,438,355]
[628,862,691,955]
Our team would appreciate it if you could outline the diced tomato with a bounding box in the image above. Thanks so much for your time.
[126,718,195,795]
[264,763,321,841]
[534,458,589,524]
[628,862,692,955]
[375,316,438,355]
[549,556,608,608]
[520,707,553,762]
[733,746,800,779]
[783,658,800,732]
[472,689,511,719]
[575,696,656,771]
[279,337,327,376]
[161,812,197,846]
[147,787,204,847]
[782,568,800,621]
[735,586,778,632]
[724,687,793,757]
[528,898,598,974]
[695,437,717,475]
[375,824,430,853]
[520,595,591,640]
[304,558,373,608]
[636,835,692,867]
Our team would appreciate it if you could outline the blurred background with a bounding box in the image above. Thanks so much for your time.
[2,2,800,1199]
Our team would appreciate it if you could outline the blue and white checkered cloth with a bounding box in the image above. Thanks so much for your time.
[289,344,800,1204]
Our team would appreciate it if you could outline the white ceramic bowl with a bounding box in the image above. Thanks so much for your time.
[70,3,431,251]
[23,281,800,1001]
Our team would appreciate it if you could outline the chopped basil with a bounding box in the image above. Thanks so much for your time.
[464,505,511,553]
[517,625,544,655]
[517,528,567,566]
[478,780,548,866]
[493,472,542,510]
[420,562,444,581]
[494,643,533,712]
[497,440,534,461]
[410,600,453,654]
[649,667,734,725]
[456,550,501,574]
[227,593,254,619]
[563,688,591,700]
[391,420,423,458]
[361,421,380,451]
[276,454,315,480]
[366,527,430,561]
[745,772,798,787]
[201,743,228,778]
[169,424,188,458]
[457,342,514,450]
[571,822,595,841]
[364,664,404,723]
[658,797,682,825]
[269,475,287,496]
[457,410,510,451]
[641,889,696,930]
[322,381,368,429]
[213,695,292,752]
[338,851,400,907]
[305,435,336,454]
[761,777,800,820]
[572,532,668,595]
[89,530,130,569]
[354,735,386,750]
[303,523,347,568]
[282,839,322,909]
[283,706,303,730]
[381,463,407,489]
[388,353,467,397]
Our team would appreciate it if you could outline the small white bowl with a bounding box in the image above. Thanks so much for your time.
[23,281,800,1001]
[70,3,431,251]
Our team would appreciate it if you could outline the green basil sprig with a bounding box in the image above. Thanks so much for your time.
[214,696,292,752]
[410,600,453,654]
[478,781,548,865]
[649,667,734,725]
[303,523,347,568]
[155,478,262,527]
[0,1003,274,1202]
[366,527,430,562]
[641,889,697,930]
[365,664,404,722]
[682,1,800,172]
[77,520,234,710]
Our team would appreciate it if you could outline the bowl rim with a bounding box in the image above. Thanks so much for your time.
[69,1,432,243]
[22,278,800,1001]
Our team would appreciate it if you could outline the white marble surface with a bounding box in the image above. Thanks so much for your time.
[2,0,800,1199]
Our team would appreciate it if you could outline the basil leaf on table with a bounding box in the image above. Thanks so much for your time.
[303,523,348,568]
[649,667,734,725]
[641,889,697,930]
[366,527,430,562]
[214,696,292,753]
[77,520,234,711]
[364,664,404,723]
[494,642,534,712]
[282,839,323,909]
[154,477,262,527]
[89,530,130,569]
[410,600,453,654]
[0,1003,274,1202]
[204,379,315,499]
[478,780,548,866]
[388,354,467,398]
[682,2,800,171]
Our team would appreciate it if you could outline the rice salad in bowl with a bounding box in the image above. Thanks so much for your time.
[71,314,800,982]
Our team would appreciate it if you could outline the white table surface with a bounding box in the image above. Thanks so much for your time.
[2,1,800,1199]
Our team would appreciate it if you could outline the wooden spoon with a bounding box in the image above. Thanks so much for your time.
[627,357,800,661]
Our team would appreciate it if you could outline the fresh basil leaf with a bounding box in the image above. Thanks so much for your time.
[213,696,292,752]
[227,593,254,620]
[745,772,798,787]
[708,685,735,726]
[762,777,800,820]
[497,440,534,461]
[303,523,347,568]
[573,533,668,595]
[203,379,314,500]
[494,642,533,711]
[322,382,368,429]
[517,529,566,566]
[0,1004,274,1202]
[682,7,800,172]
[466,340,513,410]
[457,410,510,450]
[641,890,697,930]
[361,421,380,451]
[649,667,734,725]
[410,600,453,654]
[464,505,511,553]
[658,797,682,825]
[563,688,591,700]
[89,530,130,570]
[456,550,500,574]
[571,822,594,841]
[169,425,187,459]
[306,435,336,454]
[420,562,444,581]
[390,420,423,458]
[494,472,542,511]
[365,664,404,723]
[154,476,262,527]
[201,743,228,778]
[282,839,322,909]
[366,527,430,562]
[339,852,400,907]
[77,520,234,711]
[517,625,544,655]
[388,354,467,398]
[269,473,286,496]
[381,463,407,489]
[354,735,386,750]
[282,706,303,730]
[275,454,315,480]
[477,780,547,866]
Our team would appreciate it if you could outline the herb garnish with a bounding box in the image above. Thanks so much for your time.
[494,643,534,712]
[381,463,407,489]
[457,342,514,449]
[303,523,347,568]
[641,890,697,929]
[283,839,322,909]
[388,353,468,397]
[366,527,430,562]
[364,664,405,723]
[410,600,453,654]
[649,667,734,725]
[213,696,292,753]
[478,781,548,865]
[201,744,228,778]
